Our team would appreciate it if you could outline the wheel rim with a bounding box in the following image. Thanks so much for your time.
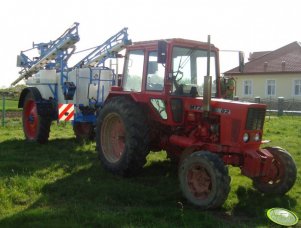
[101,113,125,163]
[23,99,39,140]
[261,157,285,185]
[187,163,212,200]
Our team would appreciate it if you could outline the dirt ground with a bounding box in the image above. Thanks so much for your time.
[0,111,21,119]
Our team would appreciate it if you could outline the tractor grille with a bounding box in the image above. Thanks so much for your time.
[246,108,266,130]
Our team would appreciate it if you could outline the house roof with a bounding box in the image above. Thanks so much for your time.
[224,41,301,75]
[248,51,271,61]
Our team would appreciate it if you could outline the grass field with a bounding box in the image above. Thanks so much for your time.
[0,116,300,227]
[0,99,19,111]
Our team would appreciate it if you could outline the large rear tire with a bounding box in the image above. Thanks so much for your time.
[96,97,149,176]
[179,151,230,209]
[22,92,51,144]
[253,147,297,195]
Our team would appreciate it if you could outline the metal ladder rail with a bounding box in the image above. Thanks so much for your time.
[12,22,80,86]
[72,27,130,69]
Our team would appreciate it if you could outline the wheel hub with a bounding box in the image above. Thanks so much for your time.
[187,164,212,199]
[28,114,35,123]
[260,157,283,184]
[24,99,39,139]
[101,113,125,163]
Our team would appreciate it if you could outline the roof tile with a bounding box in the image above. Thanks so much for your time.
[224,41,301,74]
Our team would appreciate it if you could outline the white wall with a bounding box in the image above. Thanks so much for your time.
[233,73,301,100]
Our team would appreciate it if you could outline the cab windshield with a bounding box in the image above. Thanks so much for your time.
[172,46,217,97]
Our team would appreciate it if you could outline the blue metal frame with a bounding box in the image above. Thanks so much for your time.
[16,23,128,128]
[46,84,58,100]
[19,23,79,70]
[73,113,96,124]
[13,22,80,86]
[72,67,116,126]
[72,27,130,69]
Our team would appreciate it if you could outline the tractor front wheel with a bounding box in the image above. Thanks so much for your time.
[96,97,149,176]
[22,92,51,144]
[179,151,231,209]
[253,147,297,195]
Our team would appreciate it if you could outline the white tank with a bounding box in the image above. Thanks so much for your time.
[25,67,114,111]
[66,67,114,110]
[26,69,58,100]
[88,69,114,103]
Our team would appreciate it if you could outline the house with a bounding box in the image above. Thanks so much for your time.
[224,42,301,101]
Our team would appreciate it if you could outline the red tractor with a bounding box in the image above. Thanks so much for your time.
[96,37,297,209]
[16,24,297,209]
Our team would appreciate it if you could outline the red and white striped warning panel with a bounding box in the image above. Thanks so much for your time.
[58,103,74,121]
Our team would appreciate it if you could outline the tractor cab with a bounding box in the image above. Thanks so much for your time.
[111,39,223,126]
[120,39,220,97]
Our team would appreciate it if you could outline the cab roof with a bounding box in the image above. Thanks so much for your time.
[127,38,219,51]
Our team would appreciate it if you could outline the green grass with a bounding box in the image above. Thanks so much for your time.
[0,117,300,227]
[0,99,19,111]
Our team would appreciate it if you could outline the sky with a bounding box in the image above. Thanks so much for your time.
[0,0,300,87]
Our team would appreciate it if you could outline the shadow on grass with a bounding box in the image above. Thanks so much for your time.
[0,138,95,177]
[2,138,296,227]
[230,186,297,226]
[0,137,232,227]
[0,140,214,227]
[203,186,298,228]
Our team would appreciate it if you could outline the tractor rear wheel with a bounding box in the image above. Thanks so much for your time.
[253,147,297,195]
[179,151,230,209]
[96,97,149,176]
[22,92,51,144]
[73,122,95,142]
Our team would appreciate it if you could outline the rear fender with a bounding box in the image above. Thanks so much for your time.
[19,87,57,120]
[18,87,42,108]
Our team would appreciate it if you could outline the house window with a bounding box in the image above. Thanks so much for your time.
[243,80,253,96]
[266,80,276,96]
[294,80,301,96]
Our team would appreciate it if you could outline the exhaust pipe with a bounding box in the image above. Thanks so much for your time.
[203,35,212,112]
[203,75,212,112]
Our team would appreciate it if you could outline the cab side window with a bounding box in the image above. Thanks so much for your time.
[123,50,144,92]
[146,51,164,91]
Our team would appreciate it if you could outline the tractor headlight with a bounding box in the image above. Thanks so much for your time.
[254,133,261,142]
[243,133,249,142]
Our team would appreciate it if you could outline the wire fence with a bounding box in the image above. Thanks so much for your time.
[237,97,301,116]
[0,95,20,127]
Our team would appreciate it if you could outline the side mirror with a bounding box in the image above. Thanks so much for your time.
[239,51,244,72]
[157,40,167,64]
